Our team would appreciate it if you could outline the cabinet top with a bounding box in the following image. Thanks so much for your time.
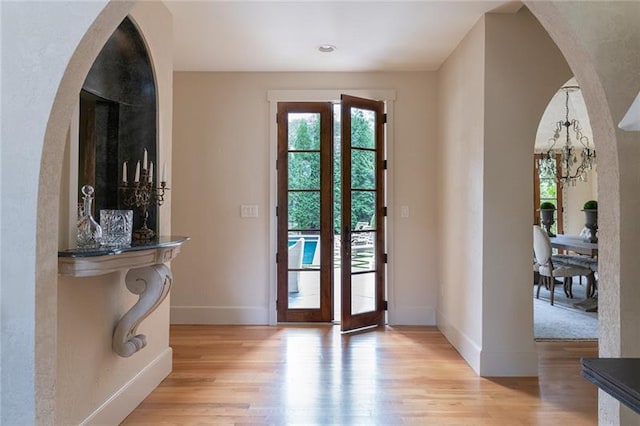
[58,235,189,258]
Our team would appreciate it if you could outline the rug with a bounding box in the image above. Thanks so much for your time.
[533,281,598,340]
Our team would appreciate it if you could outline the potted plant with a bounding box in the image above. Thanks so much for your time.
[582,200,598,242]
[539,201,556,236]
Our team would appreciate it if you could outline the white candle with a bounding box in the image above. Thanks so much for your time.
[149,162,153,183]
[162,162,167,182]
[134,161,140,182]
[122,161,127,183]
[143,149,148,171]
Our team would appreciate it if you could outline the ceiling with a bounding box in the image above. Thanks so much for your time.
[536,78,594,150]
[162,1,593,148]
[164,1,515,72]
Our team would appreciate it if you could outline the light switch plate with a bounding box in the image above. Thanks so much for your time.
[400,205,410,218]
[240,205,259,218]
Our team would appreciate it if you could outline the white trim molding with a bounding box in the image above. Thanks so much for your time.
[436,309,482,374]
[80,348,172,425]
[170,306,270,324]
[390,306,436,326]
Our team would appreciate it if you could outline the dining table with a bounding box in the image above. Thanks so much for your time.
[549,234,598,257]
[549,233,598,309]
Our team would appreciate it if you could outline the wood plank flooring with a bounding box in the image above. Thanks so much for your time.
[123,325,597,425]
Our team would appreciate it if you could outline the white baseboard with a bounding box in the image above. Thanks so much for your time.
[437,310,539,377]
[389,306,436,325]
[81,347,172,426]
[436,309,481,374]
[172,306,434,326]
[171,306,269,324]
[479,348,538,376]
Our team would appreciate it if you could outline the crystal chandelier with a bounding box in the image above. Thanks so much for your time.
[538,85,596,186]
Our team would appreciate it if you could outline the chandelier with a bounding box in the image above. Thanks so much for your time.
[538,85,596,186]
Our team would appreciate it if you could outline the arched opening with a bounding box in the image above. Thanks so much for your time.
[78,16,159,239]
[532,78,599,339]
[32,2,135,421]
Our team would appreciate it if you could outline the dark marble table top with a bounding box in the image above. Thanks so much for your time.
[582,358,640,414]
[59,236,189,258]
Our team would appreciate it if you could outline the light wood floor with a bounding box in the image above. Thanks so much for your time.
[123,325,597,425]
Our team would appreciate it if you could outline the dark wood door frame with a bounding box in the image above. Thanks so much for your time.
[277,102,334,322]
[340,95,386,332]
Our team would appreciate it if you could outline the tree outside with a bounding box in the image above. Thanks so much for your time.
[287,108,376,232]
[288,116,320,229]
[539,159,559,234]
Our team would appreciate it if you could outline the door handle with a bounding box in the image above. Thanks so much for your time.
[343,226,351,258]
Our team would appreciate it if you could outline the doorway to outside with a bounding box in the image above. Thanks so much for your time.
[533,153,563,235]
[276,95,386,332]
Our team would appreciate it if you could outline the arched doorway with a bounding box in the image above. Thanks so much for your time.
[31,3,136,422]
[525,2,640,423]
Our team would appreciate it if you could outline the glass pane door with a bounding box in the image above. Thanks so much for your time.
[340,95,385,332]
[277,103,333,322]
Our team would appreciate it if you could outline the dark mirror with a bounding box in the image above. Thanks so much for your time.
[78,17,157,235]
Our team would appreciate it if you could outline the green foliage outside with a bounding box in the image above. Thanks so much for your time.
[287,108,376,233]
[349,108,376,229]
[288,118,321,229]
[539,158,558,233]
[539,164,557,201]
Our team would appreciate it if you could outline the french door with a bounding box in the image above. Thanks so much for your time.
[277,102,334,322]
[276,96,386,332]
[340,95,386,331]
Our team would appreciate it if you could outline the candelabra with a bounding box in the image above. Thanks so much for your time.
[119,152,169,241]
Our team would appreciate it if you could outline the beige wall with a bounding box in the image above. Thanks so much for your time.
[437,8,572,375]
[436,17,486,371]
[171,72,438,325]
[562,169,598,236]
[55,3,173,424]
[482,9,571,375]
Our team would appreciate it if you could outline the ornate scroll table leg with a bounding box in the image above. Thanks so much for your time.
[113,264,172,357]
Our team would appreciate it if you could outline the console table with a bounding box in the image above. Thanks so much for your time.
[582,358,640,414]
[58,236,189,357]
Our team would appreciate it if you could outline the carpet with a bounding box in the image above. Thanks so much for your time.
[533,280,598,340]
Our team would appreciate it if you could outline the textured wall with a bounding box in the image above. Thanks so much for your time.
[1,2,129,422]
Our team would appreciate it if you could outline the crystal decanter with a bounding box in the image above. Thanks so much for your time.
[77,185,102,248]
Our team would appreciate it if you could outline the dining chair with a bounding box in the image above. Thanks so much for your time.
[551,253,598,297]
[533,225,594,305]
